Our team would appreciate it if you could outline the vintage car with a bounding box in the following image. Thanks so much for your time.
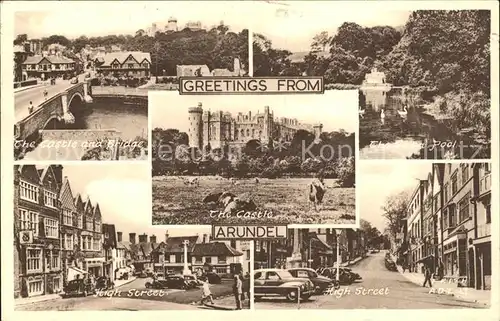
[134,271,148,278]
[95,277,114,290]
[385,259,398,271]
[64,279,96,297]
[183,274,203,287]
[145,275,193,290]
[254,268,315,302]
[342,267,362,280]
[198,271,221,284]
[288,268,339,293]
[318,267,355,285]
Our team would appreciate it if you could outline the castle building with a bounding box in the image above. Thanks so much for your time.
[166,17,178,32]
[187,103,323,150]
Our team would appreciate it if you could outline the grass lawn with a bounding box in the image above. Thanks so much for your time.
[152,176,356,225]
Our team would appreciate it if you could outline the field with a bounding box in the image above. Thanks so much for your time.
[152,176,356,225]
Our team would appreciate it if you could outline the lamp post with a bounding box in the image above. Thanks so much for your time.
[335,229,341,282]
[182,240,191,275]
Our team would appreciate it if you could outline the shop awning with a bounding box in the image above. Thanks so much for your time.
[67,266,88,281]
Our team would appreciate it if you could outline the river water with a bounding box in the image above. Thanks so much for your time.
[19,97,148,160]
[358,88,490,159]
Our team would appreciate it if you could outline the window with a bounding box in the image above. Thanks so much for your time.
[52,277,61,292]
[449,204,457,227]
[20,209,39,236]
[217,255,226,263]
[77,215,83,229]
[65,234,73,250]
[246,250,250,260]
[28,280,44,296]
[44,218,58,238]
[458,194,470,223]
[27,249,42,272]
[143,63,149,69]
[63,210,72,226]
[86,218,93,231]
[484,163,491,173]
[93,237,100,251]
[296,270,309,278]
[451,174,458,195]
[444,184,449,203]
[266,271,279,280]
[195,256,202,263]
[434,193,440,212]
[205,257,212,264]
[20,180,39,203]
[44,191,57,208]
[461,164,469,184]
[47,250,60,270]
[112,63,120,69]
[95,221,101,233]
[128,63,134,69]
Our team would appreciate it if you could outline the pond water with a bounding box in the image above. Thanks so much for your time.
[358,88,490,159]
[20,97,148,160]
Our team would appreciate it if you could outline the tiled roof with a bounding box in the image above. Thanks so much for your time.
[192,242,243,257]
[60,177,77,211]
[22,55,75,65]
[101,51,151,67]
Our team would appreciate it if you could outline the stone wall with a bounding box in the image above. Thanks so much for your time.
[40,129,122,141]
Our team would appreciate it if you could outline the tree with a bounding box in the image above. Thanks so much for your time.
[311,31,330,52]
[14,34,28,45]
[382,191,410,239]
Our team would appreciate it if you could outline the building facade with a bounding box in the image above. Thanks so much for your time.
[14,165,63,298]
[401,163,491,291]
[95,51,151,78]
[22,54,76,79]
[78,198,104,277]
[188,103,323,150]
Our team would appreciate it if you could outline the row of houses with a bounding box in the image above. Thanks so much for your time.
[394,163,491,291]
[13,165,250,299]
[254,228,366,270]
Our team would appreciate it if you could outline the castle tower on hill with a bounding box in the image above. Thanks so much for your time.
[187,103,323,151]
[167,17,178,32]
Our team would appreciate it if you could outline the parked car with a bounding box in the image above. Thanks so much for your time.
[95,277,114,290]
[288,268,339,294]
[342,267,362,280]
[145,279,170,289]
[385,259,397,271]
[199,271,221,284]
[254,268,315,302]
[318,267,355,285]
[183,275,202,288]
[64,279,96,297]
[146,275,195,290]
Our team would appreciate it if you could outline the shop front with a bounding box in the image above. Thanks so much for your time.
[84,258,104,277]
[442,230,468,286]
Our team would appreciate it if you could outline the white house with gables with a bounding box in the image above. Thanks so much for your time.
[95,51,151,78]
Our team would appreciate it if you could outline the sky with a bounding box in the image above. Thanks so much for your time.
[56,164,210,239]
[151,90,358,133]
[358,162,432,232]
[13,2,252,39]
[250,3,411,52]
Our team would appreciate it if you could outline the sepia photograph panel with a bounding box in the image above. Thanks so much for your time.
[13,3,250,161]
[252,7,491,159]
[151,91,357,225]
[13,163,251,311]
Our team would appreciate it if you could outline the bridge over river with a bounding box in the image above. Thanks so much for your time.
[14,78,148,141]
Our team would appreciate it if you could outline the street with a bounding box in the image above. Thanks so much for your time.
[15,73,89,122]
[16,277,248,311]
[255,251,486,309]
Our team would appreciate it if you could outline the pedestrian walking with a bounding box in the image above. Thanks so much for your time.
[43,89,48,100]
[423,265,433,288]
[233,274,243,310]
[200,280,214,305]
[28,101,34,114]
[402,262,407,273]
[244,272,250,300]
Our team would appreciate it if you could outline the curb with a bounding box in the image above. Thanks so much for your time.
[15,294,62,307]
[115,277,138,289]
[14,83,45,93]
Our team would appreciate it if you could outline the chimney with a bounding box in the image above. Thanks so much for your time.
[248,111,252,120]
[117,232,122,242]
[150,235,157,243]
[129,233,136,244]
[165,230,169,242]
[138,233,148,243]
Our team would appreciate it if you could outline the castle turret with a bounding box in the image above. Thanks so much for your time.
[263,106,272,144]
[167,17,178,32]
[313,123,323,140]
[188,103,203,149]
